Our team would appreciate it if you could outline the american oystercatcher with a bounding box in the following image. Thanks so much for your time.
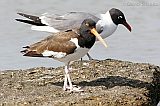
[16,8,131,60]
[20,19,107,92]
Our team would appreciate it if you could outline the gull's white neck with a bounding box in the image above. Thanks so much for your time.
[96,11,118,39]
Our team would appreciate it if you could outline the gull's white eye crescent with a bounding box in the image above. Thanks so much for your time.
[118,16,123,19]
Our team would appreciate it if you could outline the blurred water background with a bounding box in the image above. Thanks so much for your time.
[0,0,160,70]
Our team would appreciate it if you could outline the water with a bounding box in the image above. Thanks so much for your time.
[0,0,160,70]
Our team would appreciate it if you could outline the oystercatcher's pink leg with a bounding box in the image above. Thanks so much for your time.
[63,63,83,92]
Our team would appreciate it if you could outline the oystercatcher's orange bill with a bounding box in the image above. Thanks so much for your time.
[91,28,108,48]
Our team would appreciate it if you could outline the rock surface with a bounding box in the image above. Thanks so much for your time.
[0,59,160,106]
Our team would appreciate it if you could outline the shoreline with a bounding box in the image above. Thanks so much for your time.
[0,59,159,106]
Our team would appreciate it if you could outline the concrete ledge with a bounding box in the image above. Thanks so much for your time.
[0,59,159,106]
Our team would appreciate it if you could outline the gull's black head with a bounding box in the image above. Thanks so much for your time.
[109,8,132,32]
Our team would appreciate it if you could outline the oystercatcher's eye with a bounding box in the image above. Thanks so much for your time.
[85,23,89,26]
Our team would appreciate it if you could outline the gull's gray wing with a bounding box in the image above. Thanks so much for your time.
[41,12,100,31]
[16,12,101,33]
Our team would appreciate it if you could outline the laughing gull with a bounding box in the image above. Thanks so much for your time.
[16,8,131,60]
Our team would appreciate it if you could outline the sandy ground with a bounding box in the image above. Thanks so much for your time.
[0,59,160,106]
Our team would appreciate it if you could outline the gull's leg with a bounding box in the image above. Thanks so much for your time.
[87,53,93,60]
[81,53,93,61]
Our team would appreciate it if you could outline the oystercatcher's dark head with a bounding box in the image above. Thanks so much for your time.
[109,8,132,32]
[79,19,108,48]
